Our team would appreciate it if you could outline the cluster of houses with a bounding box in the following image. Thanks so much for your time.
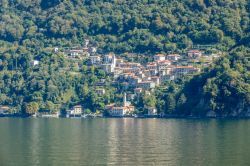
[55,41,212,94]
[88,51,201,92]
[57,39,97,59]
[85,50,207,117]
[51,44,215,117]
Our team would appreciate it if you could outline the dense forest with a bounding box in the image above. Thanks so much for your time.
[1,0,250,53]
[0,0,249,116]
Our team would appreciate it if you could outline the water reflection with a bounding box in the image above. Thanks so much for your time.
[0,118,250,165]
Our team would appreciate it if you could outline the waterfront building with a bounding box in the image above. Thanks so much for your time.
[0,106,10,114]
[67,105,83,117]
[107,93,135,117]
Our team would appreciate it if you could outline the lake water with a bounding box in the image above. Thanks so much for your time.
[0,118,250,166]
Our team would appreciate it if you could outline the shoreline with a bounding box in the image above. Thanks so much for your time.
[1,114,250,119]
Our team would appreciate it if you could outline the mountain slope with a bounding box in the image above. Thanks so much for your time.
[1,0,249,53]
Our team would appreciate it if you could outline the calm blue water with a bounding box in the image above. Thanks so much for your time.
[0,118,250,166]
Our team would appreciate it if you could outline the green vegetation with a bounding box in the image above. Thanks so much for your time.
[0,0,249,53]
[0,0,249,116]
[151,48,250,117]
[0,52,119,114]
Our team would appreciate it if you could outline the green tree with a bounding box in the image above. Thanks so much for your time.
[25,102,39,114]
[164,94,176,114]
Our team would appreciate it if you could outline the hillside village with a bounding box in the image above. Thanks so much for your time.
[60,40,220,89]
[0,40,222,118]
[53,40,221,117]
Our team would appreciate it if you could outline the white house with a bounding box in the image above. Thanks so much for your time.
[173,66,200,77]
[146,62,158,70]
[89,55,101,65]
[32,60,39,66]
[154,54,166,61]
[67,105,83,117]
[102,53,116,73]
[157,60,171,71]
[166,54,181,61]
[108,106,134,117]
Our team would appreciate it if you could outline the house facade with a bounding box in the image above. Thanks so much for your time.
[107,93,135,117]
[0,106,10,114]
[67,105,83,117]
[166,54,181,61]
[187,50,202,59]
[154,54,166,61]
[90,55,101,65]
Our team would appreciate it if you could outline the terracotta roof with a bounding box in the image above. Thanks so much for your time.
[155,54,165,57]
[157,60,171,63]
[0,106,10,110]
[167,54,181,57]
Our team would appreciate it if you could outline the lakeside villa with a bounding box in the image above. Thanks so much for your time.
[106,93,135,117]
[66,105,83,117]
